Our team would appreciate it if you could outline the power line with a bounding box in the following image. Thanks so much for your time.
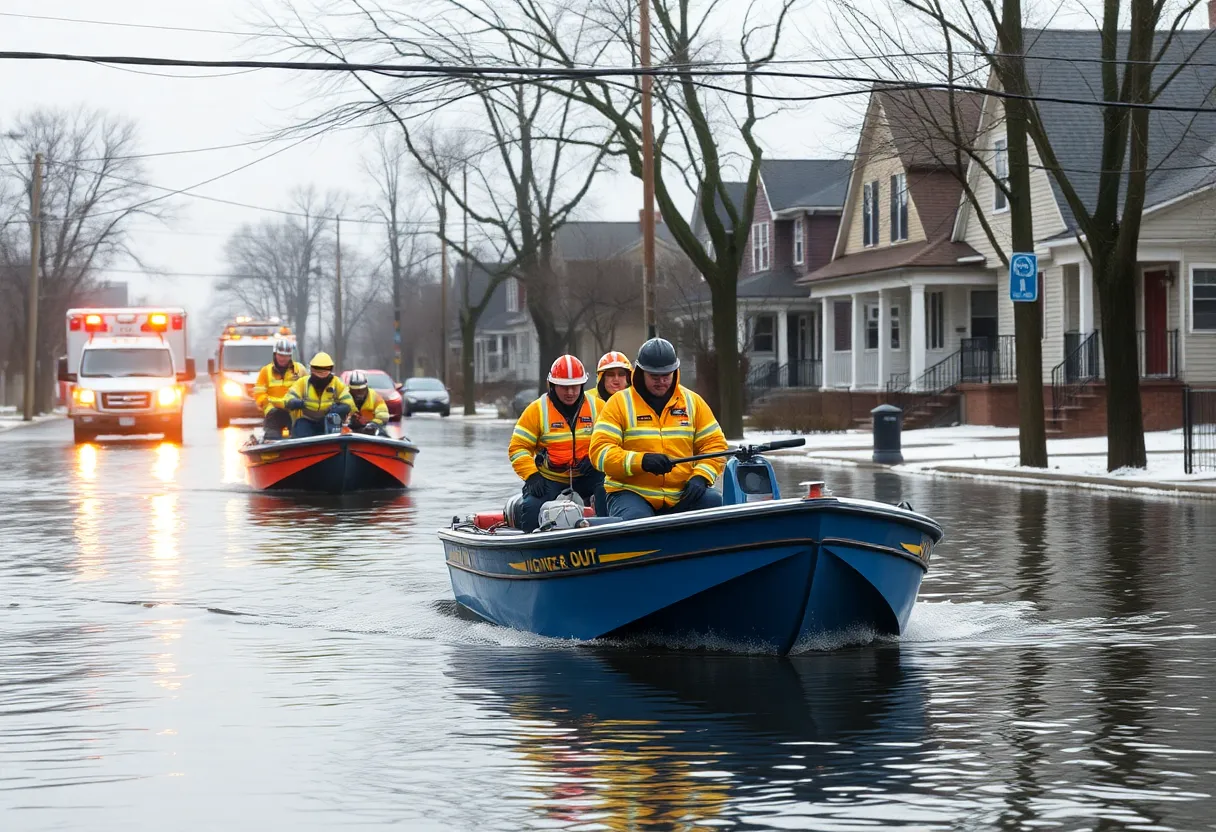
[3,50,1216,115]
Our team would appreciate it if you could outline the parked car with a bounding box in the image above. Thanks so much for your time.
[341,369,404,421]
[400,376,451,417]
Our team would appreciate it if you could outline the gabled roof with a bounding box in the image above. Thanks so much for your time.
[685,265,813,305]
[452,260,530,333]
[1021,28,1216,231]
[876,86,982,172]
[690,180,752,238]
[690,159,850,237]
[554,220,675,261]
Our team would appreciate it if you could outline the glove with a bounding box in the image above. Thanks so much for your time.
[641,453,675,475]
[329,403,351,418]
[534,450,548,470]
[362,423,381,435]
[676,476,710,508]
[575,457,596,476]
[285,398,304,411]
[523,472,548,498]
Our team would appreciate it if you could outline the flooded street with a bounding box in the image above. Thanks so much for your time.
[4,390,1216,830]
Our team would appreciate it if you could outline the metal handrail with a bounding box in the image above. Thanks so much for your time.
[1050,329,1101,420]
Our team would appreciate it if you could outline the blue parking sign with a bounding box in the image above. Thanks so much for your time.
[1010,252,1038,302]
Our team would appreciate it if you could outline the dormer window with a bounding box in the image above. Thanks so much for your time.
[751,222,771,272]
[793,218,804,265]
[862,181,879,247]
[889,173,908,242]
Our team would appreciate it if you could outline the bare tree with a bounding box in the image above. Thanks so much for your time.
[217,187,340,357]
[567,256,645,355]
[890,0,1212,469]
[0,109,159,412]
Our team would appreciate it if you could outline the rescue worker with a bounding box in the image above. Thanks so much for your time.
[284,352,355,438]
[253,338,306,440]
[587,351,633,406]
[347,370,390,435]
[507,355,603,532]
[588,337,727,521]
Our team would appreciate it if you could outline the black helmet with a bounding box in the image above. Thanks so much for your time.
[635,338,680,374]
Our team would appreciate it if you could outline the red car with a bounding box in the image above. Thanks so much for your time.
[341,369,403,421]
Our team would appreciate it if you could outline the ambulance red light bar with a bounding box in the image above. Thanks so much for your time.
[84,314,106,333]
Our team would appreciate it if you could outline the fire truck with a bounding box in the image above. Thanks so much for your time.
[207,317,296,427]
[58,308,195,445]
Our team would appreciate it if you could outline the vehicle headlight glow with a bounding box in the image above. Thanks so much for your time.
[158,386,180,407]
[222,380,244,399]
[74,388,96,406]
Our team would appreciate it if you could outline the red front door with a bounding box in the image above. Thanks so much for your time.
[1143,270,1169,376]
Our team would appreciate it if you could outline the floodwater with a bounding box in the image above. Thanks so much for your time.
[3,390,1216,830]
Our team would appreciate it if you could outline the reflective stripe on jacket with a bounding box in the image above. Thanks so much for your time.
[588,384,728,509]
[253,361,306,414]
[352,389,389,426]
[286,375,355,422]
[508,394,599,483]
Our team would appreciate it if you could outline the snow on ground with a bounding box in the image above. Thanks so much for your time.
[0,406,63,433]
[744,425,1216,491]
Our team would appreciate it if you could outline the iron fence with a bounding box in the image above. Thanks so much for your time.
[1183,388,1216,474]
[961,335,1017,383]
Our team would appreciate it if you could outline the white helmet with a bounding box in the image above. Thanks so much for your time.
[273,338,294,356]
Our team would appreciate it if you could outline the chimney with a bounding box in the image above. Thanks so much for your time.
[1210,0,1216,29]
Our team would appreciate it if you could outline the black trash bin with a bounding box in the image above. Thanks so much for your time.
[871,404,904,464]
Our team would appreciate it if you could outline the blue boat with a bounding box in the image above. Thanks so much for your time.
[439,439,944,654]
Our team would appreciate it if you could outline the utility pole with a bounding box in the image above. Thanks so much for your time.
[23,152,42,421]
[639,0,657,340]
[334,216,344,369]
[439,189,448,388]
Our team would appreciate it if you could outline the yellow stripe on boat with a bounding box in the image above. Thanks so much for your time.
[598,549,659,564]
[901,542,923,556]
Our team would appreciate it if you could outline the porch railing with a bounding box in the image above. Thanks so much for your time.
[744,358,823,398]
[960,335,1017,383]
[1051,330,1101,419]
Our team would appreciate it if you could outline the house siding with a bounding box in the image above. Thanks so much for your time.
[1181,245,1216,384]
[1140,188,1216,240]
[805,214,838,274]
[743,180,774,274]
[842,107,928,256]
[772,218,793,272]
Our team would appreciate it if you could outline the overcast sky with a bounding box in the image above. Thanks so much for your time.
[0,0,1168,334]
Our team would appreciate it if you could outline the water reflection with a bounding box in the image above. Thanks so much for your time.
[147,494,180,592]
[243,493,415,569]
[221,426,250,485]
[76,442,98,481]
[447,646,930,829]
[72,496,106,582]
[153,442,180,483]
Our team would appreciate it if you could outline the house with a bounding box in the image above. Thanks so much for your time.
[950,27,1216,431]
[801,88,989,396]
[687,159,852,389]
[451,261,536,386]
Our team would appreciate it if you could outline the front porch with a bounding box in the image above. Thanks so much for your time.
[741,303,825,393]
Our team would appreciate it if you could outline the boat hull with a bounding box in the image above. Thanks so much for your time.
[440,498,940,654]
[240,434,418,493]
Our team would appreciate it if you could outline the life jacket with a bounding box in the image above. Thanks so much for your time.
[253,361,306,414]
[287,375,355,422]
[351,388,389,426]
[508,394,599,483]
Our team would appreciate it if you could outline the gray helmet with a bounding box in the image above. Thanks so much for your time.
[273,338,294,356]
[347,370,368,390]
[635,337,680,374]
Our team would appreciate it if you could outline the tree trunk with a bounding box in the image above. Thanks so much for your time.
[1096,260,1147,469]
[294,296,310,360]
[709,283,743,438]
[533,318,566,394]
[461,319,476,416]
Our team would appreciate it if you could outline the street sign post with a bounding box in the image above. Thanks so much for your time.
[1010,252,1039,302]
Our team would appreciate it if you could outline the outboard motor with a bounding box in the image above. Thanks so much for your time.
[325,411,343,434]
[721,454,782,505]
[537,489,589,531]
[502,493,525,529]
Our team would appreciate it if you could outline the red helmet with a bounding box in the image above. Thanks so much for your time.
[596,351,633,374]
[547,355,588,386]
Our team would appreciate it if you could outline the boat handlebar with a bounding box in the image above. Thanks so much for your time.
[669,437,806,465]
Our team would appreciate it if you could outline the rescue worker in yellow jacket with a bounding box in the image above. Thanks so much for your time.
[347,370,390,435]
[507,355,603,532]
[284,352,355,438]
[253,338,306,439]
[588,337,727,521]
[587,351,632,407]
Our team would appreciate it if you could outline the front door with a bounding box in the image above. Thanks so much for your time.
[1144,270,1169,376]
[788,312,818,387]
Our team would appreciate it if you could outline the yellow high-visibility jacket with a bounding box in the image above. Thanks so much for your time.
[509,394,599,483]
[253,360,307,415]
[351,389,389,427]
[286,375,355,423]
[589,385,727,509]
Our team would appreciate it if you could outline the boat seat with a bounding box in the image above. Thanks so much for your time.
[581,517,625,526]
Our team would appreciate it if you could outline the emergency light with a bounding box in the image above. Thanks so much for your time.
[146,313,169,332]
[84,314,106,333]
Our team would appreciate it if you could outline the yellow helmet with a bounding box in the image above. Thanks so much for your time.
[310,352,335,369]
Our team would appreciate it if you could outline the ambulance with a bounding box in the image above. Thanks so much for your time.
[207,317,296,427]
[58,308,195,445]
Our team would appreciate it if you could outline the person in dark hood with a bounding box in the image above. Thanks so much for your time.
[506,355,604,531]
[588,338,728,521]
[284,352,355,438]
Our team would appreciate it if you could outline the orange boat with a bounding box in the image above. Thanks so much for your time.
[240,433,419,493]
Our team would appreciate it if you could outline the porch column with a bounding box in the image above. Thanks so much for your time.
[1079,260,1095,334]
[820,297,834,390]
[1177,257,1188,377]
[776,311,789,369]
[877,288,890,389]
[910,284,927,387]
[850,293,864,391]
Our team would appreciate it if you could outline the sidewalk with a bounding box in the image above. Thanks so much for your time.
[743,425,1216,498]
[0,407,64,433]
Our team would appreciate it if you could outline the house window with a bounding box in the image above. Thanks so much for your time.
[793,218,804,265]
[927,291,945,350]
[833,300,851,351]
[751,222,771,272]
[865,304,879,350]
[1194,268,1216,331]
[505,277,524,313]
[749,314,776,353]
[891,306,901,349]
[704,237,715,261]
[889,174,908,242]
[862,181,880,247]
[993,138,1009,212]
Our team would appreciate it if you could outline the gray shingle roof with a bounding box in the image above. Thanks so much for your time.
[554,221,675,261]
[452,261,530,333]
[1023,28,1216,231]
[760,159,853,211]
[688,265,809,303]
